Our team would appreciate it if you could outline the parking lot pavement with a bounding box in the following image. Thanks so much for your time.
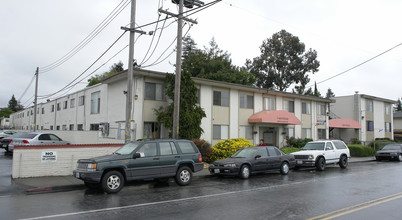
[2,157,375,195]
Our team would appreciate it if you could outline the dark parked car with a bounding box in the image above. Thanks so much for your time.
[375,144,402,161]
[209,146,296,179]
[73,139,204,193]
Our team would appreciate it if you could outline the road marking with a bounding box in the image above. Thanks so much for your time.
[307,192,402,220]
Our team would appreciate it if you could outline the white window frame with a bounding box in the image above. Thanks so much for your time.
[90,91,101,114]
[213,125,229,140]
[263,97,276,111]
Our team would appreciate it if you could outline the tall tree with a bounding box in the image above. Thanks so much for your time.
[313,82,322,97]
[8,95,23,112]
[395,98,402,112]
[181,37,255,86]
[87,61,124,87]
[246,30,320,91]
[154,71,206,139]
[0,108,14,118]
[325,88,335,99]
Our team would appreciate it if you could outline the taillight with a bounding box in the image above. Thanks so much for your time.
[9,139,13,143]
[22,140,29,144]
[198,154,202,163]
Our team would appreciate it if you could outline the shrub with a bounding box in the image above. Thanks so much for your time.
[286,137,313,148]
[210,138,254,162]
[350,138,361,145]
[280,147,301,154]
[348,144,375,157]
[192,139,213,163]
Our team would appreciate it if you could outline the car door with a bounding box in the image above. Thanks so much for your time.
[37,134,51,145]
[158,141,181,176]
[128,142,160,179]
[267,147,282,169]
[324,142,337,163]
[254,147,270,171]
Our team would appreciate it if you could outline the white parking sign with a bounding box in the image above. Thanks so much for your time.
[41,151,57,162]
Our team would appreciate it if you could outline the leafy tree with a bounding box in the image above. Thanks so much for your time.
[395,98,402,112]
[154,71,206,139]
[325,88,335,99]
[87,61,124,87]
[0,108,14,118]
[246,30,320,91]
[182,37,255,86]
[313,82,322,97]
[8,95,23,112]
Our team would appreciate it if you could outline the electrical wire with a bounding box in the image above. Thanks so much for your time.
[308,42,402,88]
[139,13,163,66]
[17,74,36,102]
[39,0,130,73]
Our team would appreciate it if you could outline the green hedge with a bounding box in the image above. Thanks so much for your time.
[280,147,301,154]
[348,144,375,157]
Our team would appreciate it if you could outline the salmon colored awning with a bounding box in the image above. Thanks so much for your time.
[329,118,361,129]
[248,110,301,125]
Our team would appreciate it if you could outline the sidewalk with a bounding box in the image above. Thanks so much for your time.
[2,157,376,195]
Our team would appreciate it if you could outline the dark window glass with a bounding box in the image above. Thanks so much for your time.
[257,147,268,157]
[267,147,279,157]
[137,143,157,157]
[177,141,196,154]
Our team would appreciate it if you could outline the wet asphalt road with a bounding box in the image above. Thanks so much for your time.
[1,153,402,219]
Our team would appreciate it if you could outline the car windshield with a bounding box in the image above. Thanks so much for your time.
[382,145,402,151]
[231,148,258,158]
[302,142,325,150]
[115,142,140,155]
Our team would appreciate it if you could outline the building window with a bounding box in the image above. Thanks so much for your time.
[318,129,326,139]
[366,100,373,112]
[90,91,101,114]
[284,100,294,113]
[286,128,295,138]
[213,91,229,106]
[385,105,391,115]
[37,108,40,114]
[31,110,33,115]
[62,125,67,130]
[78,96,85,106]
[317,104,326,116]
[385,122,392,132]
[240,94,254,109]
[63,101,68,109]
[51,105,55,112]
[57,103,61,111]
[50,125,54,130]
[240,126,253,141]
[145,82,164,101]
[367,120,374,131]
[69,124,74,131]
[27,111,29,116]
[77,124,84,131]
[70,98,75,108]
[90,124,100,131]
[144,122,160,139]
[302,102,311,114]
[302,128,311,139]
[42,108,44,114]
[213,125,229,140]
[264,97,276,111]
[56,125,60,130]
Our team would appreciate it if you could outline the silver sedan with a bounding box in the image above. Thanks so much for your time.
[7,132,70,151]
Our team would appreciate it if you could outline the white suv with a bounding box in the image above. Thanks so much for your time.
[291,140,350,171]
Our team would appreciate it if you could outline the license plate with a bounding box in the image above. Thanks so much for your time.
[75,172,80,178]
[214,169,220,174]
[297,160,303,165]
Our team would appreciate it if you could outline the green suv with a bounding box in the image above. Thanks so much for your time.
[73,139,204,193]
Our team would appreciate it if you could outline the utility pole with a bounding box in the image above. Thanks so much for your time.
[172,0,184,139]
[33,67,39,132]
[124,0,137,143]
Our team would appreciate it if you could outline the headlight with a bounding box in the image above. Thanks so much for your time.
[223,164,237,168]
[87,163,97,171]
[308,155,314,159]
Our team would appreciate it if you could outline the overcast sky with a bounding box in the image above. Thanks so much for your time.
[1,0,401,109]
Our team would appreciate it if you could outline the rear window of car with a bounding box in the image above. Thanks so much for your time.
[177,141,197,154]
[333,141,347,149]
[19,133,37,139]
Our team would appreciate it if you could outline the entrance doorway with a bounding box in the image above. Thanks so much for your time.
[263,130,276,146]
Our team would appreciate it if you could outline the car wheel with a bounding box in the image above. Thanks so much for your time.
[316,157,325,171]
[5,146,10,153]
[339,155,348,168]
[175,166,192,186]
[376,156,381,161]
[239,165,250,179]
[101,170,125,194]
[84,182,100,189]
[280,162,290,175]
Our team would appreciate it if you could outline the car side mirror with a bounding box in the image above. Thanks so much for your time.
[133,152,142,159]
[255,155,261,159]
[325,147,331,151]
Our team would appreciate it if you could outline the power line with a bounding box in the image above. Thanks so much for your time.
[310,42,402,87]
[39,0,130,73]
[17,74,36,102]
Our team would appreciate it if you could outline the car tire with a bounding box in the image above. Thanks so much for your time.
[316,157,325,171]
[84,182,100,189]
[101,170,125,194]
[239,165,250,179]
[376,156,381,161]
[339,155,348,168]
[280,162,290,175]
[5,146,10,153]
[175,166,192,186]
